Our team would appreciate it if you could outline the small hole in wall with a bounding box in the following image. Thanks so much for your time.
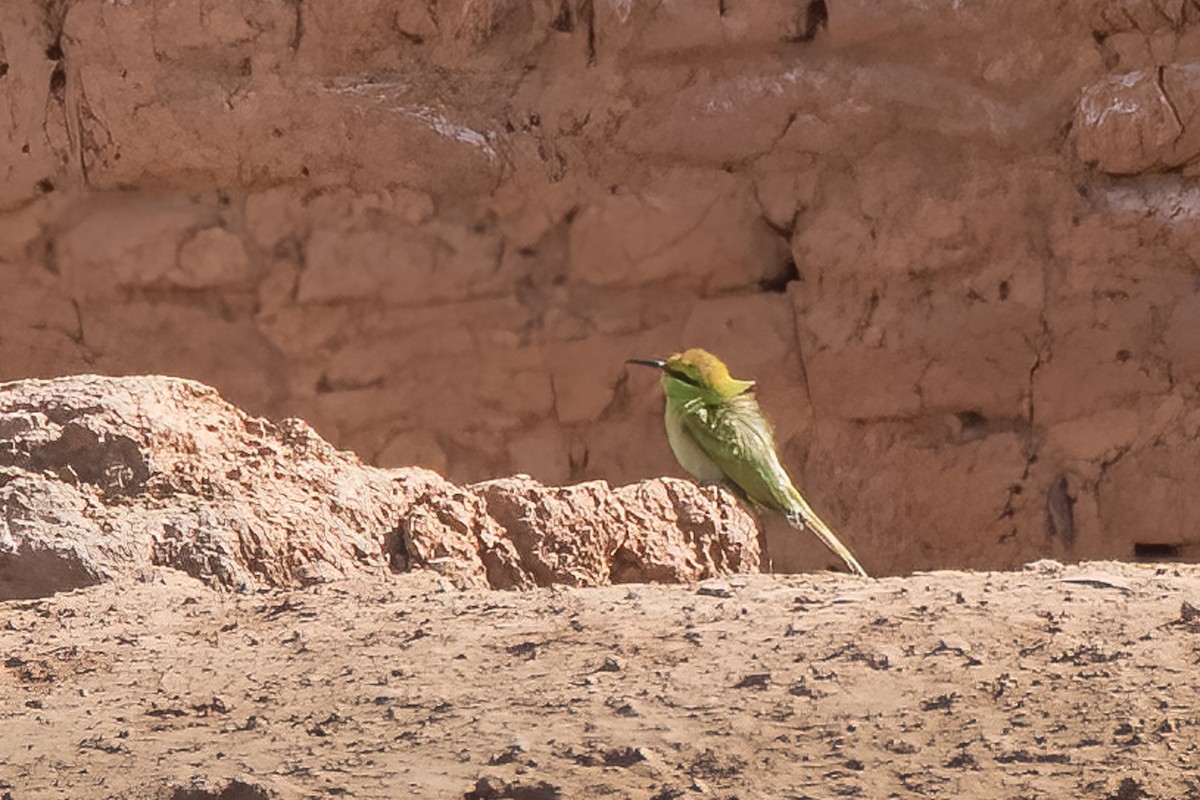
[551,0,574,32]
[795,0,828,42]
[956,411,987,437]
[49,65,66,95]
[1134,542,1182,560]
[1115,349,1132,362]
[759,257,799,293]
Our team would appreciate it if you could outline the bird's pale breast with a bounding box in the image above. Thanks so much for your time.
[664,402,726,484]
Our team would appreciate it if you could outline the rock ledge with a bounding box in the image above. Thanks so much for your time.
[0,375,760,599]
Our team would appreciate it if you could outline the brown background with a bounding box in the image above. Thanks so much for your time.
[2,0,1199,574]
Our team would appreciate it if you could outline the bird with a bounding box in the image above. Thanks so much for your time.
[627,347,867,577]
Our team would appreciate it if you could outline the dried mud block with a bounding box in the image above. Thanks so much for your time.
[1075,65,1200,174]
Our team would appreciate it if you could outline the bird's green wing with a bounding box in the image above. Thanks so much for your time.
[677,393,868,577]
[675,393,796,513]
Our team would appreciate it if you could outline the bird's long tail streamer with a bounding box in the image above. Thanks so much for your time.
[784,488,868,577]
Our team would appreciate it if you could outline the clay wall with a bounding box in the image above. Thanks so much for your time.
[3,0,1199,573]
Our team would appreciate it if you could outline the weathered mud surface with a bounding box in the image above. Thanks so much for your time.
[6,1,1200,574]
[3,561,1198,799]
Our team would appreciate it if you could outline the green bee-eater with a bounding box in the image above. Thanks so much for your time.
[628,348,868,577]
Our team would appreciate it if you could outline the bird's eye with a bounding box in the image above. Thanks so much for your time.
[665,367,701,387]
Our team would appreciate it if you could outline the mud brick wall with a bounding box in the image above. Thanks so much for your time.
[3,0,1199,573]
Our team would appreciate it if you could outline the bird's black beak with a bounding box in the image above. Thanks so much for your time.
[626,358,667,370]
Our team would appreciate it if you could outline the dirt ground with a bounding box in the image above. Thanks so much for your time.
[2,561,1199,799]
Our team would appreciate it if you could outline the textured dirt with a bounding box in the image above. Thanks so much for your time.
[5,1,1200,575]
[3,561,1199,799]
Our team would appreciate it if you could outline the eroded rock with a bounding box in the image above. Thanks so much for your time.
[0,375,760,599]
[1074,65,1200,174]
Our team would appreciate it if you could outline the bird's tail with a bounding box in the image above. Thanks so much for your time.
[783,487,868,577]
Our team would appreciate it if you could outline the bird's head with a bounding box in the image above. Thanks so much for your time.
[627,348,755,399]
